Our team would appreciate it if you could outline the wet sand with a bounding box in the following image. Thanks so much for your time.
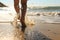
[25,16,60,40]
[0,16,60,40]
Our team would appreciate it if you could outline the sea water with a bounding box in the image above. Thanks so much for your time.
[27,6,60,23]
[0,6,60,23]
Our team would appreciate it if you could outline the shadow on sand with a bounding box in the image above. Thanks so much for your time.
[14,24,52,40]
[24,27,52,40]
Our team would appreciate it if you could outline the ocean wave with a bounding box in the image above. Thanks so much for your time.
[28,6,60,9]
[39,15,60,23]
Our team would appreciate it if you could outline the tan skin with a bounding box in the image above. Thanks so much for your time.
[14,0,27,32]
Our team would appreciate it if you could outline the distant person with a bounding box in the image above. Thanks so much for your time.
[14,0,27,32]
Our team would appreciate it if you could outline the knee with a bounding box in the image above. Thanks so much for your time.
[14,4,19,8]
[21,3,27,9]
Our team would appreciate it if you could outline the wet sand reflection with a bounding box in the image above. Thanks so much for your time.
[0,21,51,40]
[13,23,52,40]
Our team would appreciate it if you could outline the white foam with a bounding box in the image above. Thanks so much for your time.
[40,15,60,23]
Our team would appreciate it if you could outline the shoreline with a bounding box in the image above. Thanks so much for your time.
[0,15,60,40]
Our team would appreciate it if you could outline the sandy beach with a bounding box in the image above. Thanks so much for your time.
[0,14,60,40]
[26,16,60,40]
